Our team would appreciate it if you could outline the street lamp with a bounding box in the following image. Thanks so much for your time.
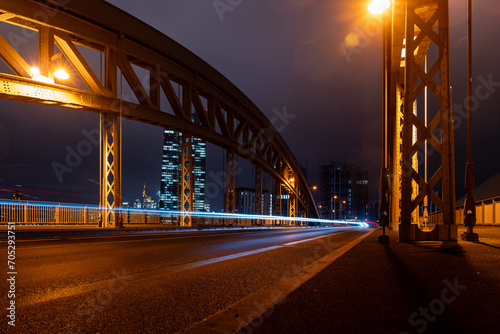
[462,0,478,241]
[30,52,71,83]
[54,69,70,80]
[52,53,70,81]
[341,200,346,220]
[369,0,391,237]
[368,0,390,15]
[330,195,338,220]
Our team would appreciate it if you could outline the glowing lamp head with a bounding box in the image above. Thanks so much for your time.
[290,178,295,182]
[54,69,70,80]
[30,67,40,76]
[368,0,390,15]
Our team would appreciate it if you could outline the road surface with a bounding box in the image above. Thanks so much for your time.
[2,227,369,333]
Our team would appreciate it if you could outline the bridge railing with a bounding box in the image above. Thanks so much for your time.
[0,200,310,227]
[0,202,101,225]
[424,196,500,228]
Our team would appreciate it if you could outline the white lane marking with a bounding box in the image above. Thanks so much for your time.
[21,229,355,306]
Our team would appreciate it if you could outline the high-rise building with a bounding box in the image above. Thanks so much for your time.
[159,122,206,211]
[319,162,368,220]
[159,130,180,210]
[235,187,272,215]
[191,135,207,211]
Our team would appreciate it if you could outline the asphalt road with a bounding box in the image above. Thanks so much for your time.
[1,227,368,333]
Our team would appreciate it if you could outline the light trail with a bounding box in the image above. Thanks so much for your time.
[0,200,369,228]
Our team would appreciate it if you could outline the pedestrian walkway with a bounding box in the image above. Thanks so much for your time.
[244,226,500,334]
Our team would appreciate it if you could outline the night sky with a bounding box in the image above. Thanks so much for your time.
[1,0,499,211]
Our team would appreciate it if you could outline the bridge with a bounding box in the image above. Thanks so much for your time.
[0,0,318,227]
[2,1,500,333]
[0,0,477,242]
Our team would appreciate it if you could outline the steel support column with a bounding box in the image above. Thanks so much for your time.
[224,149,236,214]
[180,133,193,227]
[254,166,263,215]
[274,179,282,225]
[101,112,120,228]
[301,208,307,226]
[393,0,456,241]
[390,84,404,230]
[289,193,296,219]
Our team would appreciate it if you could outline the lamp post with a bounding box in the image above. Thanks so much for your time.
[369,0,391,243]
[330,195,337,220]
[340,200,346,220]
[462,0,478,241]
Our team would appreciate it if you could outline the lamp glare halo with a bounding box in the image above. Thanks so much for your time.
[368,0,390,15]
[54,69,70,80]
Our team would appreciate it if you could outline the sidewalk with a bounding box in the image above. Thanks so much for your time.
[245,226,500,334]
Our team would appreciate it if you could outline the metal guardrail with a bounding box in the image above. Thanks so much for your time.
[0,200,307,227]
[1,201,99,225]
[425,196,500,227]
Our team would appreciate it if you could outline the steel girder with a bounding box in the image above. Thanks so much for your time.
[180,134,193,226]
[0,0,318,221]
[386,0,456,241]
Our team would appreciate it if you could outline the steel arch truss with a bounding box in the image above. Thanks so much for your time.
[0,0,319,223]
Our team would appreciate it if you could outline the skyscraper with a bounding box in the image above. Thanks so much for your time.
[235,187,272,215]
[320,162,368,220]
[159,129,180,210]
[191,135,206,211]
[159,122,206,211]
